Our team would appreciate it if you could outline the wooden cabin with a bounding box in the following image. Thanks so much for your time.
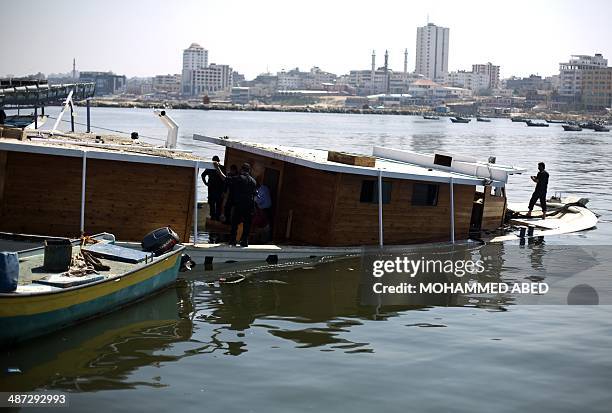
[0,132,210,242]
[195,135,523,247]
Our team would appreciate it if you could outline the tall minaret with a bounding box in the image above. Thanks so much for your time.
[384,50,389,72]
[404,49,408,73]
[371,50,376,85]
[384,50,389,94]
[72,58,76,79]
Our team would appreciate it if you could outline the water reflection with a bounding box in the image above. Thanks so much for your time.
[0,282,194,392]
[1,241,609,393]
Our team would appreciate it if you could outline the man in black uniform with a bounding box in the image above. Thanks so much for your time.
[527,162,549,219]
[202,156,225,221]
[214,161,257,247]
[223,164,238,225]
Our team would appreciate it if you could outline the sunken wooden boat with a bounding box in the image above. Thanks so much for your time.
[188,135,528,262]
[0,233,185,346]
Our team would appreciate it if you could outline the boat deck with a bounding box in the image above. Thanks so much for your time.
[7,243,154,295]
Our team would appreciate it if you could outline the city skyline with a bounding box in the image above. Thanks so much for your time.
[1,0,611,80]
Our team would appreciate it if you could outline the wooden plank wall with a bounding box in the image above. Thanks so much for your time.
[275,163,338,245]
[0,151,195,242]
[220,147,477,246]
[481,186,506,231]
[330,174,475,245]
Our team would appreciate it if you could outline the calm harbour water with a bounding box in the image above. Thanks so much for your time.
[1,107,612,412]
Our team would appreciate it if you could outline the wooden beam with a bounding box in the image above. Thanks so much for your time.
[327,151,376,167]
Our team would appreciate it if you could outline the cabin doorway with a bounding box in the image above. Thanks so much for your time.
[261,167,280,236]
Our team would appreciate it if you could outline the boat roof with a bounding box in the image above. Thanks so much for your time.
[0,132,211,169]
[193,135,524,186]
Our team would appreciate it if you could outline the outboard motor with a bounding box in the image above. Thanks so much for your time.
[141,227,180,256]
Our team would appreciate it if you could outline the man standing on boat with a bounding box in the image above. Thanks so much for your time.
[214,161,257,247]
[202,156,225,221]
[223,164,239,225]
[527,162,549,219]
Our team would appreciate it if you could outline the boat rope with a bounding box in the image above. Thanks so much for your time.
[45,115,165,142]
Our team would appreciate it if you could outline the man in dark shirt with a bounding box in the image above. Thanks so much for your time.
[202,156,225,221]
[214,161,257,247]
[223,164,238,224]
[527,162,549,219]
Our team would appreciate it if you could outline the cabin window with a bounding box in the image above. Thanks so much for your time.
[360,180,392,204]
[412,183,439,206]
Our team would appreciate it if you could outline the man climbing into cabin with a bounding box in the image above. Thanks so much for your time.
[213,161,257,247]
[202,156,225,221]
[527,162,549,219]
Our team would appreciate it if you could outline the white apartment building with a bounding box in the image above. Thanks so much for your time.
[191,64,233,95]
[415,23,449,82]
[348,69,388,94]
[446,71,489,92]
[182,43,208,95]
[277,68,304,90]
[472,63,500,89]
[559,53,608,97]
[277,67,337,90]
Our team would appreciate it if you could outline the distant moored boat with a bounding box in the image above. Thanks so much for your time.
[526,120,549,127]
[450,116,471,123]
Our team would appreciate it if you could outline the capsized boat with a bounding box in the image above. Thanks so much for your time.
[0,232,187,347]
[489,196,598,242]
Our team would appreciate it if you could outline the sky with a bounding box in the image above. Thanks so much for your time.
[1,0,611,80]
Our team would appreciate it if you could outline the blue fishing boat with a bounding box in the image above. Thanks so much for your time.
[0,232,186,347]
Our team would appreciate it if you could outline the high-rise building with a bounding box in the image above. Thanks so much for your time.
[415,23,449,82]
[472,63,500,89]
[182,43,208,95]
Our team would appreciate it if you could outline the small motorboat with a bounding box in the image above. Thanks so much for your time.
[0,231,188,347]
[423,115,440,120]
[526,120,549,127]
[546,119,566,124]
[450,116,471,123]
[476,117,491,122]
[562,124,582,131]
[593,124,610,132]
[511,117,529,122]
